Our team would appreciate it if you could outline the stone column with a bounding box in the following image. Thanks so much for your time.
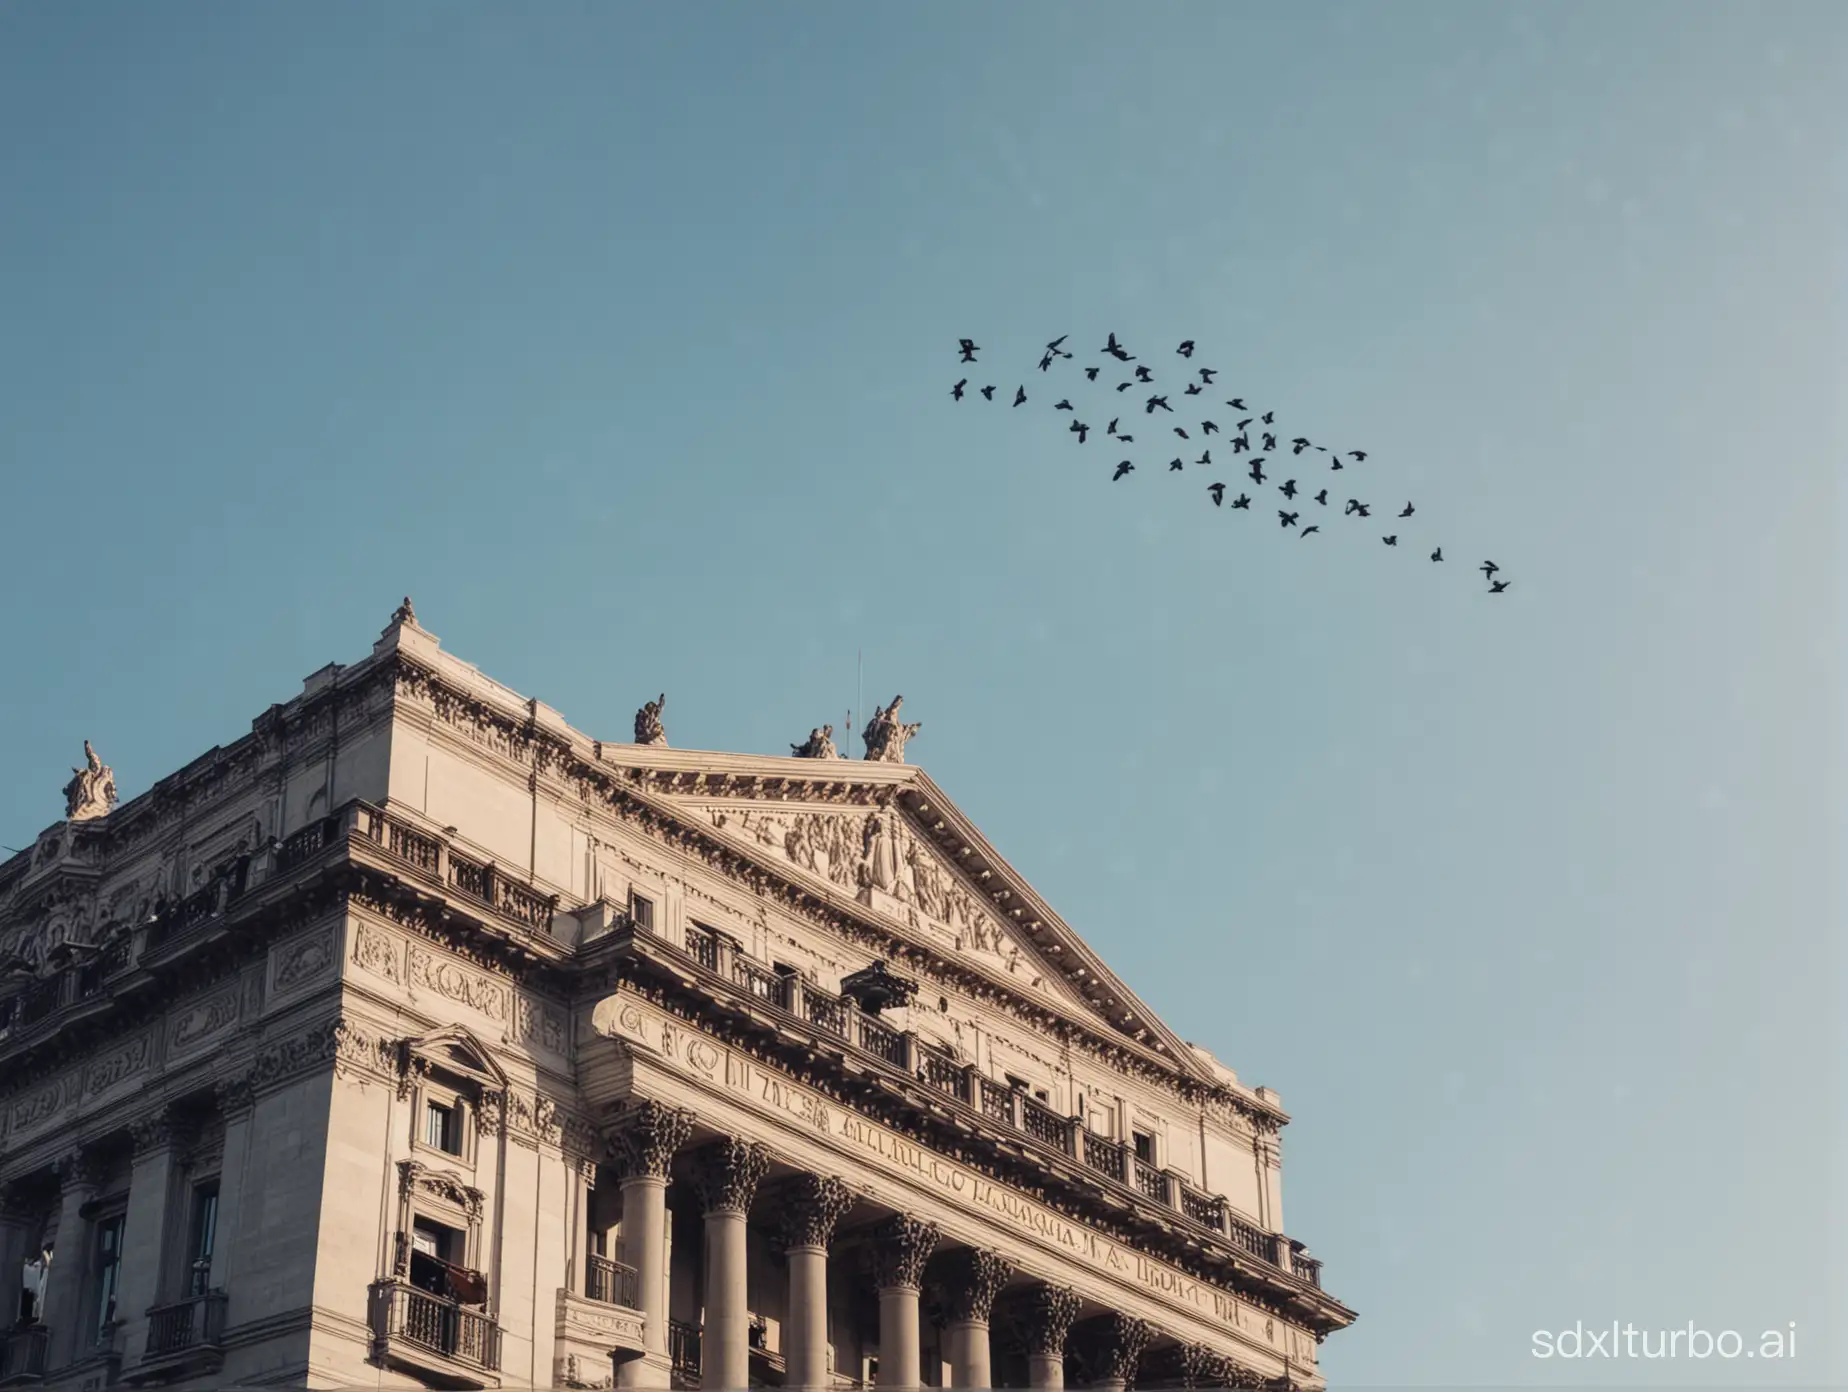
[778,1175,854,1392]
[608,1102,695,1390]
[1020,1284,1081,1390]
[690,1137,770,1392]
[206,1074,256,1296]
[41,1152,100,1370]
[938,1248,1012,1388]
[869,1215,938,1391]
[117,1111,190,1366]
[1075,1312,1150,1392]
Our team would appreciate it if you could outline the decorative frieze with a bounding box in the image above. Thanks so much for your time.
[690,1136,770,1217]
[398,1159,484,1221]
[170,989,240,1053]
[9,1079,66,1135]
[604,1099,694,1181]
[351,922,402,982]
[512,994,566,1055]
[84,1033,151,1098]
[506,1089,561,1148]
[776,1173,855,1252]
[868,1214,940,1292]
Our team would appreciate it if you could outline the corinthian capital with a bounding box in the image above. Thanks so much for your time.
[53,1150,102,1194]
[605,1100,695,1181]
[1181,1343,1235,1389]
[868,1213,940,1291]
[938,1247,1014,1323]
[690,1136,770,1216]
[1019,1283,1081,1356]
[777,1173,855,1252]
[1076,1312,1152,1385]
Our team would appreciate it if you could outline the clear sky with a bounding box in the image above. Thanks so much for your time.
[2,3,1842,1385]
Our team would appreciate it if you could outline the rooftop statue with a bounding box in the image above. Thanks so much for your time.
[791,725,840,759]
[861,695,921,764]
[634,694,668,747]
[63,740,118,822]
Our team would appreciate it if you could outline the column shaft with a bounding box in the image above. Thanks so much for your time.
[41,1174,96,1369]
[702,1208,750,1391]
[0,1210,34,1326]
[1028,1351,1065,1388]
[784,1246,829,1391]
[115,1137,181,1366]
[616,1175,669,1390]
[948,1317,991,1388]
[877,1284,922,1390]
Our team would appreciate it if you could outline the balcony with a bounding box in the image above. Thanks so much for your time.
[0,1324,48,1385]
[353,802,559,936]
[667,1319,701,1387]
[369,1280,501,1388]
[556,1262,645,1385]
[584,1255,638,1309]
[124,1289,227,1383]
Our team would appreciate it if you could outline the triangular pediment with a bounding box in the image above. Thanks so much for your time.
[406,1023,508,1090]
[612,750,1210,1078]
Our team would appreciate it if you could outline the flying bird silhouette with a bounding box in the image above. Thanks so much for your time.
[1489,579,1509,593]
[1046,335,1069,354]
[1196,451,1212,466]
[1135,365,1154,383]
[1314,488,1328,506]
[1349,451,1367,462]
[1113,461,1134,480]
[1232,493,1252,509]
[1262,412,1274,425]
[1232,433,1250,453]
[1104,333,1134,361]
[1146,396,1172,414]
[1184,383,1203,395]
[1227,398,1247,411]
[959,339,980,362]
[1301,525,1320,537]
[1174,427,1190,439]
[1291,438,1310,454]
[980,385,996,401]
[1248,460,1267,484]
[1177,340,1195,357]
[1013,386,1027,407]
[952,380,966,400]
[1085,366,1101,381]
[1430,548,1443,562]
[1168,458,1185,472]
[1481,560,1500,576]
[1236,419,1254,431]
[1107,418,1121,436]
[1116,433,1134,442]
[1209,482,1225,505]
[1261,432,1277,451]
[1398,503,1415,518]
[1038,351,1055,372]
[1382,535,1398,546]
[1070,420,1090,443]
[1054,398,1074,411]
[1116,382,1133,392]
[1199,368,1217,384]
[1202,420,1220,435]
[1280,479,1298,499]
[1279,511,1299,528]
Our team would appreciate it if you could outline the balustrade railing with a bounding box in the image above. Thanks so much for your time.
[371,1281,500,1371]
[796,981,847,1037]
[685,926,721,973]
[145,1289,227,1357]
[1021,1096,1074,1154]
[1180,1185,1225,1230]
[1225,1213,1275,1263]
[978,1078,1017,1126]
[1291,1249,1324,1289]
[733,957,790,1008]
[276,817,334,872]
[856,1012,909,1068]
[1082,1130,1127,1182]
[585,1254,639,1308]
[917,1044,971,1103]
[668,1319,701,1377]
[1132,1159,1169,1204]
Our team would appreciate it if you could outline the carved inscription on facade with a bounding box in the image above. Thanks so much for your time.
[597,990,1308,1367]
[408,948,509,1021]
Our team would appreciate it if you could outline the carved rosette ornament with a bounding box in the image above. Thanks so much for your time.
[1180,1344,1236,1389]
[939,1247,1014,1324]
[690,1136,770,1217]
[776,1173,855,1252]
[868,1213,940,1292]
[634,694,668,747]
[1019,1284,1081,1357]
[605,1100,695,1181]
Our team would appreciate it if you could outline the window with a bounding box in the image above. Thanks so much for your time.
[92,1214,125,1341]
[1005,1074,1028,1092]
[424,1100,459,1154]
[629,893,654,931]
[186,1183,219,1297]
[1132,1130,1155,1164]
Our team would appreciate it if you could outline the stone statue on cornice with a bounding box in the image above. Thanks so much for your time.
[62,741,117,822]
[860,695,921,763]
[634,694,668,747]
[391,596,418,628]
[790,725,840,759]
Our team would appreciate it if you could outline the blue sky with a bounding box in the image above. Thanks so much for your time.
[2,3,1842,1385]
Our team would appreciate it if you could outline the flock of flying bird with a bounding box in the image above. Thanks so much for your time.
[950,334,1511,594]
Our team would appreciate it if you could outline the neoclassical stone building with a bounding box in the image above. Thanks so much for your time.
[0,603,1354,1391]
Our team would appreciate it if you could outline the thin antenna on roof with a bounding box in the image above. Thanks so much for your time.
[856,649,863,759]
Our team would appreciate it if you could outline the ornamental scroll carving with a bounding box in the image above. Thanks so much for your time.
[689,1136,770,1217]
[868,1213,940,1292]
[604,1100,694,1181]
[1180,1344,1237,1390]
[1019,1284,1082,1356]
[1076,1313,1152,1385]
[86,1035,151,1097]
[938,1247,1014,1323]
[776,1173,855,1252]
[352,922,402,982]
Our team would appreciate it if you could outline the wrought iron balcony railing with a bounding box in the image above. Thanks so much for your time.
[369,1280,501,1372]
[0,1323,48,1383]
[144,1288,228,1358]
[585,1254,639,1308]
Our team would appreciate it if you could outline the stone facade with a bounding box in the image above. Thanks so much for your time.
[0,606,1353,1391]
